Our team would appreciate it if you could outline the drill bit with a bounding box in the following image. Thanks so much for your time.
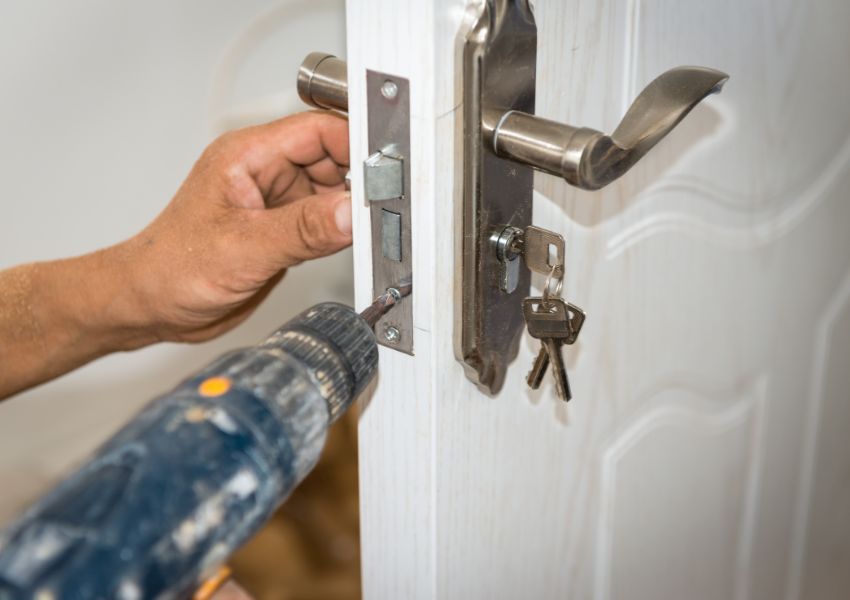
[360,279,412,328]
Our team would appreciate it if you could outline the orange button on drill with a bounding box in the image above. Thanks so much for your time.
[198,377,231,397]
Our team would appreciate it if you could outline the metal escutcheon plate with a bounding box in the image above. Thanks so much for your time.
[455,0,537,393]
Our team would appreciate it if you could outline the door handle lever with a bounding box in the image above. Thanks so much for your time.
[487,66,728,190]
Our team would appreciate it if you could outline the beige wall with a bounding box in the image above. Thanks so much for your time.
[0,0,348,524]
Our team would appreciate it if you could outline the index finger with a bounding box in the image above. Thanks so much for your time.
[240,111,349,198]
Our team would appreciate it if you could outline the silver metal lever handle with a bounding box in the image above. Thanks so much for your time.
[297,52,348,112]
[488,66,729,190]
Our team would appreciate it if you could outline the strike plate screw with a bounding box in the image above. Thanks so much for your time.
[383,325,401,344]
[381,80,398,99]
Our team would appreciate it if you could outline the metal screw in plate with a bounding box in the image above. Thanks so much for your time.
[380,80,398,99]
[383,325,401,344]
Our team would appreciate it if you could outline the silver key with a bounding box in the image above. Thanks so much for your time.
[524,297,582,401]
[527,345,549,389]
[523,226,565,278]
[525,338,572,401]
[543,337,571,401]
[522,297,586,344]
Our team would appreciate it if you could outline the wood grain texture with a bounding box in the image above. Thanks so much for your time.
[351,1,850,598]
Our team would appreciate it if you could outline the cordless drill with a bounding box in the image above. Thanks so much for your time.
[0,286,407,599]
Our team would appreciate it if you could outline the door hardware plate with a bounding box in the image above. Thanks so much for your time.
[455,0,537,393]
[366,70,413,354]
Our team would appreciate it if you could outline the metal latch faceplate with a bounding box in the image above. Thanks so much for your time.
[366,71,413,354]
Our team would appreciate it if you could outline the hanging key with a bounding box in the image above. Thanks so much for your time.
[543,338,571,401]
[527,343,550,389]
[492,222,585,400]
[522,297,585,345]
[523,297,585,401]
[527,339,571,396]
[493,225,565,293]
[525,317,572,401]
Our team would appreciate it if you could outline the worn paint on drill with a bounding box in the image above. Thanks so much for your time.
[0,350,328,600]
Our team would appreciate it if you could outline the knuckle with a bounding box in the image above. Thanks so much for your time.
[204,132,255,199]
[202,131,238,164]
[210,130,251,169]
[219,163,246,200]
[213,129,246,153]
[293,110,321,126]
[294,204,329,257]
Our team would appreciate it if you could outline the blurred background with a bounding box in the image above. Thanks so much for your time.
[0,1,359,597]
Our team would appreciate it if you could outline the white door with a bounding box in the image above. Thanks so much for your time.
[347,0,850,598]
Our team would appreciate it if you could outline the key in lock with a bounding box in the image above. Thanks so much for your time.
[492,226,565,294]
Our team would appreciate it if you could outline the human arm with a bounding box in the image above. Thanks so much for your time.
[0,111,351,399]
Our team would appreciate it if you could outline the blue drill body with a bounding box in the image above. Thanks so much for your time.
[0,302,378,599]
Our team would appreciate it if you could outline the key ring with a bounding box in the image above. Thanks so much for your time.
[541,264,563,309]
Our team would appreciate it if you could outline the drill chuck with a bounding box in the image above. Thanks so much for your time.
[260,302,377,422]
[0,302,378,599]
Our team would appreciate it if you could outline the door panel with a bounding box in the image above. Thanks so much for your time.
[349,1,850,598]
[601,383,765,600]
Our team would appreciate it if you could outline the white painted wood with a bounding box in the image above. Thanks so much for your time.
[350,1,850,598]
[346,1,449,596]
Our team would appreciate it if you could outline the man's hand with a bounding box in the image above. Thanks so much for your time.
[121,111,351,343]
[0,111,351,399]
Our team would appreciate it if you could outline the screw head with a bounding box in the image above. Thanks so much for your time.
[380,80,398,99]
[383,325,401,344]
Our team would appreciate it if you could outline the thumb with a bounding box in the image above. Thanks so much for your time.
[258,190,352,268]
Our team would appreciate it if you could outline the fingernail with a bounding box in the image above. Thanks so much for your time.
[334,193,352,235]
